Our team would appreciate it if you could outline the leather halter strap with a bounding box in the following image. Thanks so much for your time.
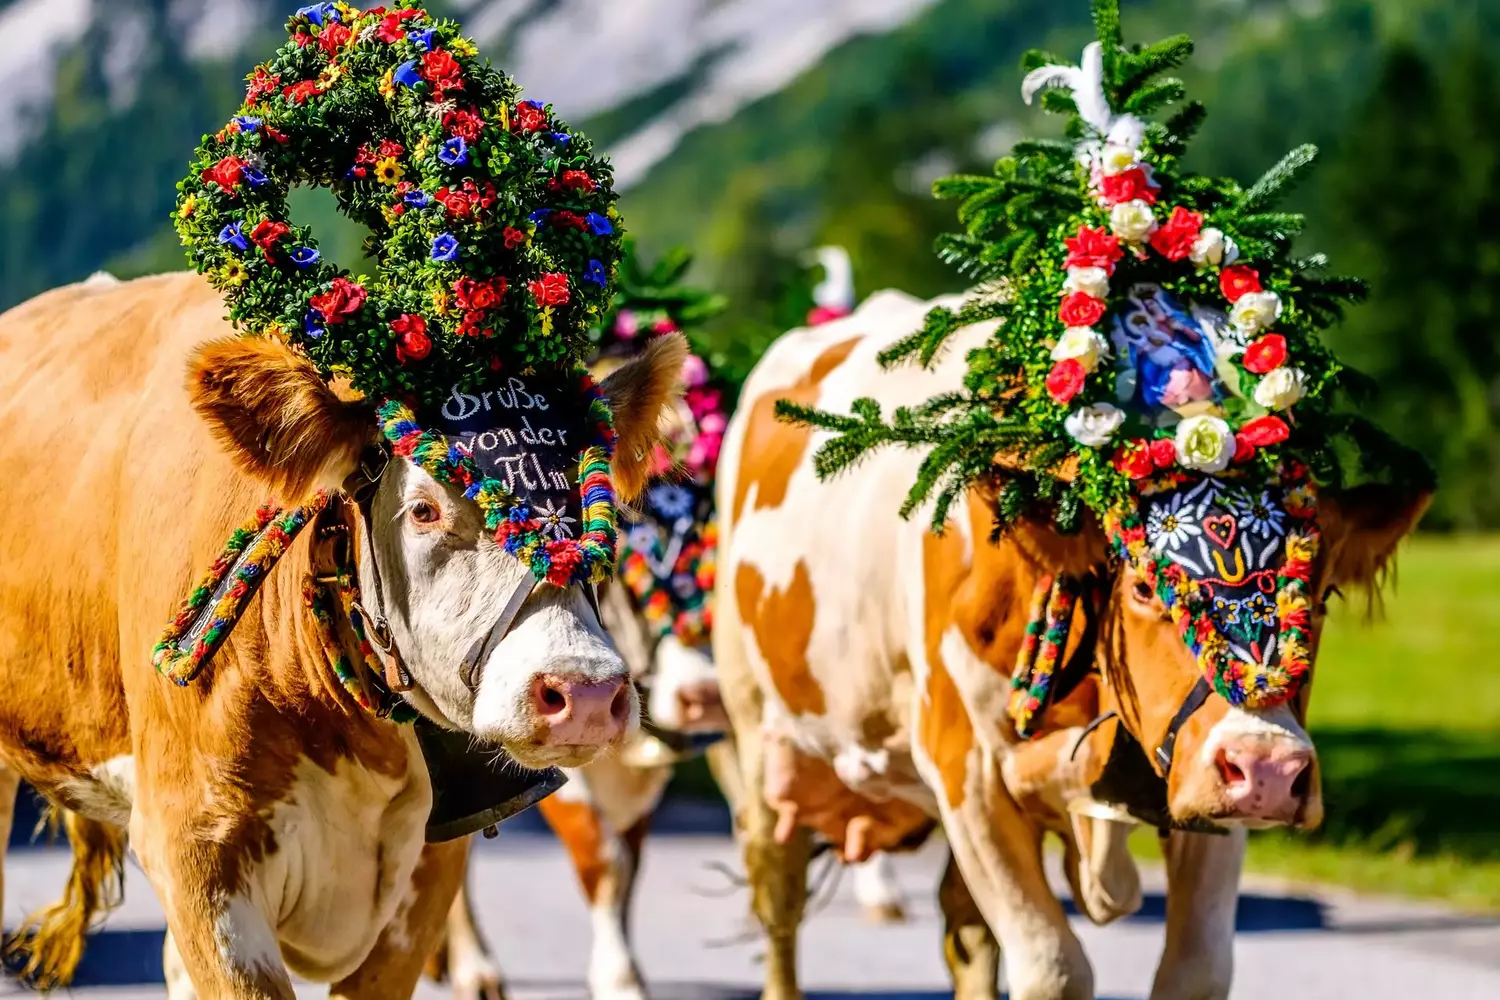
[1153,675,1213,777]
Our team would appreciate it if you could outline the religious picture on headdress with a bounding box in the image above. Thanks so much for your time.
[1109,284,1222,420]
[431,374,591,541]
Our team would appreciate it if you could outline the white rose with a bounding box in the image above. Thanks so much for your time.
[1188,227,1240,268]
[1110,199,1157,243]
[1253,366,1307,411]
[1063,266,1109,300]
[1099,143,1139,175]
[1065,403,1125,448]
[1051,327,1110,372]
[1230,290,1283,334]
[1175,415,1236,473]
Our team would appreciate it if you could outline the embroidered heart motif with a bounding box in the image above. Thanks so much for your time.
[1203,514,1237,550]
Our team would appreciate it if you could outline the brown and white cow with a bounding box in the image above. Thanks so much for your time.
[715,289,1426,1000]
[0,271,684,997]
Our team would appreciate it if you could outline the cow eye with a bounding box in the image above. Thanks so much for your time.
[1131,580,1155,605]
[408,500,442,525]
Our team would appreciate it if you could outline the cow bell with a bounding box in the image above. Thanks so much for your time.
[414,716,567,842]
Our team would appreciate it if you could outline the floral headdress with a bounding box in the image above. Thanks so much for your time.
[599,245,727,646]
[174,3,627,587]
[780,0,1430,711]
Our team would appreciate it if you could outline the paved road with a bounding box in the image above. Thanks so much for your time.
[2,802,1497,999]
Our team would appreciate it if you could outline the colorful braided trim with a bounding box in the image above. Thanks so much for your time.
[304,576,419,724]
[1007,575,1080,738]
[376,369,619,588]
[1105,478,1319,710]
[619,516,717,645]
[152,492,332,685]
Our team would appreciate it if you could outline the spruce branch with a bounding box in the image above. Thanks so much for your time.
[1119,35,1194,95]
[1091,0,1124,80]
[1121,77,1185,115]
[1241,144,1319,212]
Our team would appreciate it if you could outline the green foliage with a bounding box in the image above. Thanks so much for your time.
[589,240,728,359]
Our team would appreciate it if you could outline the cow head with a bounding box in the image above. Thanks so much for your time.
[1065,481,1430,829]
[187,333,687,769]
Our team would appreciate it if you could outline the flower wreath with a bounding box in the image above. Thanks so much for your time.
[781,0,1430,710]
[591,245,728,644]
[174,3,627,586]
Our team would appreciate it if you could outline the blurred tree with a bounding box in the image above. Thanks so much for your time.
[1319,42,1500,528]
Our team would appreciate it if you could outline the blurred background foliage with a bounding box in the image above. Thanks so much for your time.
[1,0,1497,526]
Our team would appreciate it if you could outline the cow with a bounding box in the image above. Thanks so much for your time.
[0,270,686,998]
[714,289,1427,1000]
[421,325,908,1000]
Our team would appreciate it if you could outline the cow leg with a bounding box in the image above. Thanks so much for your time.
[1148,827,1247,1000]
[0,760,20,922]
[163,930,199,1000]
[938,848,1000,1000]
[433,843,507,1000]
[851,853,907,923]
[330,839,470,1000]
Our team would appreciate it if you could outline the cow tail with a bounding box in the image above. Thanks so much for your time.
[3,804,127,989]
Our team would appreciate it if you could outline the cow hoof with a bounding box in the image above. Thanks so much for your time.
[453,978,507,1000]
[861,901,908,925]
[450,951,508,1000]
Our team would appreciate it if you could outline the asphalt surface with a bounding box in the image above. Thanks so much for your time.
[2,800,1497,1000]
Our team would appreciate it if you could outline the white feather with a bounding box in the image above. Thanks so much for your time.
[1019,41,1119,140]
[1021,64,1081,107]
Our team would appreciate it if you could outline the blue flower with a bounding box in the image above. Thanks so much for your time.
[584,259,607,286]
[437,136,468,166]
[528,208,553,224]
[585,212,613,236]
[551,132,571,146]
[242,166,268,188]
[218,222,249,251]
[431,233,460,262]
[648,484,695,520]
[303,310,326,339]
[394,59,422,88]
[407,28,436,49]
[290,247,320,270]
[403,189,431,209]
[234,115,261,133]
[296,3,336,25]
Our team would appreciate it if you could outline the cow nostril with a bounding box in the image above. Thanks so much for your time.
[538,683,568,715]
[609,682,631,724]
[1216,748,1247,788]
[1290,760,1312,799]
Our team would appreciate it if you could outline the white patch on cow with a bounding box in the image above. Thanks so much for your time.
[646,634,718,731]
[587,864,645,1000]
[214,891,281,982]
[448,937,505,999]
[568,755,671,840]
[1198,703,1312,763]
[245,736,430,983]
[937,624,1013,753]
[55,754,134,826]
[162,930,194,1000]
[84,270,120,286]
[850,853,907,913]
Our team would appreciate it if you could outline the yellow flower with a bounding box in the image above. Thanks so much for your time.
[1285,534,1317,563]
[179,194,197,218]
[451,38,478,57]
[432,288,450,316]
[219,261,249,287]
[319,63,346,89]
[498,102,511,131]
[379,68,396,100]
[414,136,431,161]
[374,156,405,185]
[381,204,400,226]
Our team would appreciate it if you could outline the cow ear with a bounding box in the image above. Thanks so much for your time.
[1319,483,1432,590]
[186,337,374,503]
[599,333,688,501]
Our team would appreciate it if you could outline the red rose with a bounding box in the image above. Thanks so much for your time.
[264,126,289,144]
[443,108,486,142]
[250,219,291,261]
[561,169,597,192]
[457,310,493,338]
[1239,414,1290,448]
[201,156,246,192]
[1045,359,1087,404]
[1098,166,1158,206]
[461,178,497,209]
[1242,333,1287,374]
[503,227,527,249]
[552,210,587,231]
[435,187,472,219]
[452,276,505,311]
[1058,291,1106,328]
[421,49,461,83]
[308,277,367,324]
[375,9,421,43]
[1220,265,1263,303]
[377,139,405,159]
[282,80,323,104]
[1063,225,1124,274]
[1149,206,1204,262]
[1148,438,1177,469]
[1113,440,1155,480]
[1232,433,1256,464]
[246,67,281,106]
[528,272,570,308]
[391,314,431,362]
[514,101,548,132]
[318,22,351,56]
